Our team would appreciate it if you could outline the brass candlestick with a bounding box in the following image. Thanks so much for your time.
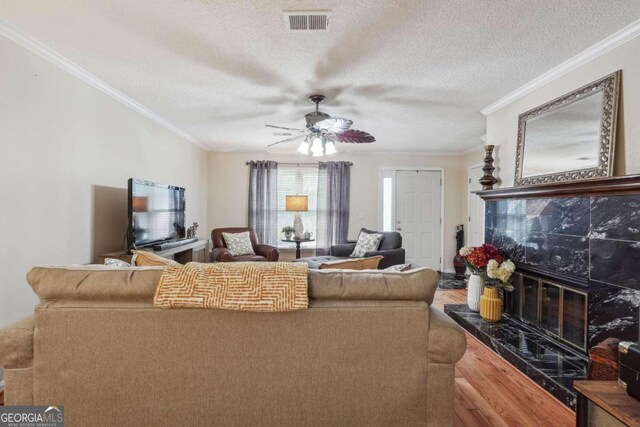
[479,145,498,190]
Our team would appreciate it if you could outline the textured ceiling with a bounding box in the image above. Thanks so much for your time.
[1,1,640,153]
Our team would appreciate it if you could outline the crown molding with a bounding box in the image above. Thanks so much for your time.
[0,21,208,150]
[461,142,486,155]
[481,18,640,116]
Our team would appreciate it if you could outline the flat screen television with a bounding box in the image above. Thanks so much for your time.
[127,178,186,248]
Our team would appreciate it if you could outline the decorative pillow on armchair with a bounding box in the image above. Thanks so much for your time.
[222,231,256,256]
[349,232,383,258]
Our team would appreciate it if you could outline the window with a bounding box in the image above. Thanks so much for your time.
[277,165,318,247]
[381,170,395,232]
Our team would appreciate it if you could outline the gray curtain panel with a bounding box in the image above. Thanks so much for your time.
[316,161,351,255]
[248,161,278,245]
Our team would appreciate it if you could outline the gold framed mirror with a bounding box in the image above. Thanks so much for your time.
[514,70,620,186]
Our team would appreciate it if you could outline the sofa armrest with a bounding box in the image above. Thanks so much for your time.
[330,243,356,257]
[0,315,35,369]
[363,248,406,269]
[427,307,466,364]
[211,247,233,262]
[254,244,279,261]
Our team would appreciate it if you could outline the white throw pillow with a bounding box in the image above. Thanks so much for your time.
[222,231,256,256]
[384,263,412,272]
[349,232,383,258]
[104,258,132,268]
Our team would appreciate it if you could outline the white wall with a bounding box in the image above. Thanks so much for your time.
[486,36,640,186]
[208,151,466,271]
[0,36,209,328]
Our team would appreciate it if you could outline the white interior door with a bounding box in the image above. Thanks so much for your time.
[467,165,485,246]
[395,170,442,270]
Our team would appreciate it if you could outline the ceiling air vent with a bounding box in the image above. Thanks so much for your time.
[284,11,331,32]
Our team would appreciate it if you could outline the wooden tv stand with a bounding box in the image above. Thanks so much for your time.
[97,239,209,264]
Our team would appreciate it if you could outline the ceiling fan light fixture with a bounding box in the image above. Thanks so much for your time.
[297,140,310,155]
[310,136,323,156]
[324,140,337,155]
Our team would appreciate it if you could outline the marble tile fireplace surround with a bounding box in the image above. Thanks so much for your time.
[485,192,640,349]
[447,175,640,410]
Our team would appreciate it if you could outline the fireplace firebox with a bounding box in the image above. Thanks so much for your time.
[506,273,588,351]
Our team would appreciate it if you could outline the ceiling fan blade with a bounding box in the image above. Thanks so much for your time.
[314,118,353,133]
[265,124,307,132]
[267,135,306,147]
[336,129,376,144]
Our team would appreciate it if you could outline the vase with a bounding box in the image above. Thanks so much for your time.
[467,274,484,312]
[480,287,502,322]
[453,254,466,279]
[479,144,498,190]
[284,232,292,240]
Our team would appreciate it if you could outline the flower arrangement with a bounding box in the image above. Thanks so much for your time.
[486,259,516,291]
[458,244,515,291]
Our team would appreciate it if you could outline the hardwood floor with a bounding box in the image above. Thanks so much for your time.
[433,288,576,427]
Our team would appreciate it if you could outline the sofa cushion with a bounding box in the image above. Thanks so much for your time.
[0,315,34,369]
[318,256,383,270]
[349,232,383,257]
[28,265,163,302]
[222,231,255,256]
[132,250,181,267]
[232,254,268,262]
[308,267,439,304]
[293,256,341,269]
[384,263,412,272]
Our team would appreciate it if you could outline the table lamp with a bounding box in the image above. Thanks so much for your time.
[286,195,308,239]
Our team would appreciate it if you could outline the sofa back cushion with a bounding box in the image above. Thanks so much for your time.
[27,264,438,305]
[317,255,383,270]
[28,265,163,302]
[308,267,439,304]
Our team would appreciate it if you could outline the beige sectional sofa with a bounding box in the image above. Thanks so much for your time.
[0,265,466,426]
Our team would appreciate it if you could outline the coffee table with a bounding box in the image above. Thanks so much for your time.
[282,239,315,259]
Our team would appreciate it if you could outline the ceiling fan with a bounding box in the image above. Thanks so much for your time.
[266,94,375,156]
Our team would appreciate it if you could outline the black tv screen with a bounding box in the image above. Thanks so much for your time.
[127,179,186,248]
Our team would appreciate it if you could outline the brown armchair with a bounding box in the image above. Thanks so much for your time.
[210,227,279,262]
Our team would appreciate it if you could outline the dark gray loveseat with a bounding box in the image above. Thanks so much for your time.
[295,228,405,269]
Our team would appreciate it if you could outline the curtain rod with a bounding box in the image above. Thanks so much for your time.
[245,161,353,166]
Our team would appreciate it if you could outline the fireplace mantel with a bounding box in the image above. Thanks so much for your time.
[474,174,640,200]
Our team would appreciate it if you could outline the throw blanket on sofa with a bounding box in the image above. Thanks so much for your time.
[154,262,309,312]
